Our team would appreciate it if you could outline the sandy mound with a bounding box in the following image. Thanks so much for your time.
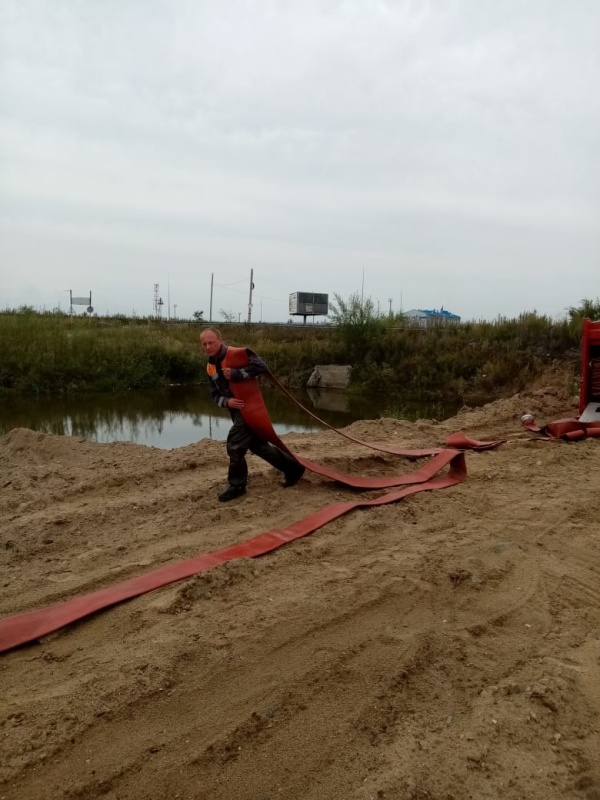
[1,385,599,800]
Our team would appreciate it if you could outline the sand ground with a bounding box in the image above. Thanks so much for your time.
[1,375,599,800]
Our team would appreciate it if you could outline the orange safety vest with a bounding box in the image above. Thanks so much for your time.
[206,347,250,378]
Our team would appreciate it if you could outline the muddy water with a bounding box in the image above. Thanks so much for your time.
[0,385,458,449]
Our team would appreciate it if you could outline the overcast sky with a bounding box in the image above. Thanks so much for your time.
[1,0,598,323]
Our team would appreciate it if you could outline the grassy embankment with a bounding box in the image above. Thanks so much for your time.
[0,306,592,405]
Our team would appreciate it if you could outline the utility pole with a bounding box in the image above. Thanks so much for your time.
[247,268,254,324]
[388,297,393,318]
[209,273,214,321]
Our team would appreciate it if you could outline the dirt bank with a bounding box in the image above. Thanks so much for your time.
[1,379,599,800]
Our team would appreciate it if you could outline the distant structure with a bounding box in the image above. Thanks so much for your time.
[289,292,329,324]
[153,283,164,320]
[403,307,461,327]
[68,290,93,315]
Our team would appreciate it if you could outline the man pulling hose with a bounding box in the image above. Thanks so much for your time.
[200,327,305,502]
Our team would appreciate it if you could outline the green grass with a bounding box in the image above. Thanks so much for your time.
[0,305,592,404]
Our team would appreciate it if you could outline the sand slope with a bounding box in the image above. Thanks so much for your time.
[1,381,599,800]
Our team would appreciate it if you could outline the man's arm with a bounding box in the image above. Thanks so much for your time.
[207,375,230,408]
[228,349,267,382]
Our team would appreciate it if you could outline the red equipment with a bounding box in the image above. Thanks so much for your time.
[579,318,600,422]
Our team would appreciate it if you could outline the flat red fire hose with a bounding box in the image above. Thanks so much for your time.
[522,415,600,441]
[0,351,503,654]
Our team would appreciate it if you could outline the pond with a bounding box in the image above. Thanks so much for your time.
[0,384,459,449]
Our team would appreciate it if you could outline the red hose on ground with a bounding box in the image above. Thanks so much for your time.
[0,353,503,654]
[522,416,600,441]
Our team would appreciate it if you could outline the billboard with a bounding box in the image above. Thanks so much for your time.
[289,292,329,316]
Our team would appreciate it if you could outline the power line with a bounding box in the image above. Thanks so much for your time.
[213,278,248,288]
[214,285,248,297]
[215,284,285,303]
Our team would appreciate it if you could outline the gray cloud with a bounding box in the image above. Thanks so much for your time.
[1,0,599,321]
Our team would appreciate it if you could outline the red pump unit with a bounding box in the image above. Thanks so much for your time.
[579,318,600,422]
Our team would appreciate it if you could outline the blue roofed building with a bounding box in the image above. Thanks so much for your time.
[403,307,461,327]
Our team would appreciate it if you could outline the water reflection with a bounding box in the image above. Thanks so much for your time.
[0,385,458,450]
[306,388,350,412]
